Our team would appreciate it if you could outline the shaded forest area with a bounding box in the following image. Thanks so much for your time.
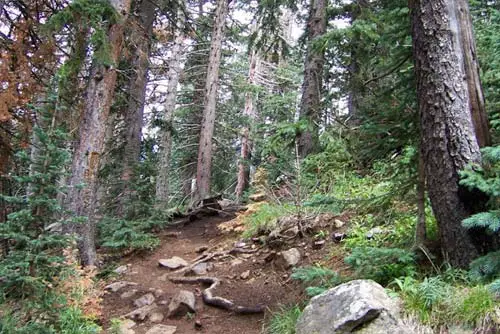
[0,0,499,333]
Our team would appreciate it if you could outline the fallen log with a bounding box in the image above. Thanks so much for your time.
[169,276,265,314]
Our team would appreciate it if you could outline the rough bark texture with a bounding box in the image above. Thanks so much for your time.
[410,0,482,267]
[415,150,426,245]
[194,0,228,202]
[155,1,185,208]
[118,0,155,213]
[235,51,260,199]
[297,0,326,158]
[65,0,131,266]
[455,0,490,147]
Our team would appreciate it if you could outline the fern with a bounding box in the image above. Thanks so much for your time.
[291,266,341,296]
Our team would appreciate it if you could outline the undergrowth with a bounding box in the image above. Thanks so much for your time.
[266,305,302,334]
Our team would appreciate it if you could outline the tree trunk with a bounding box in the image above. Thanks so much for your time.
[117,0,156,214]
[410,0,482,267]
[415,149,426,245]
[455,0,491,147]
[64,0,131,266]
[297,0,327,158]
[193,0,228,202]
[155,1,185,208]
[235,51,260,199]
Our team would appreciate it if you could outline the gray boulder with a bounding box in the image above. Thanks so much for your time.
[296,279,413,334]
[158,256,188,269]
[167,290,196,318]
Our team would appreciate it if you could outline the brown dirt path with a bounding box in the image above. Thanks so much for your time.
[100,215,309,334]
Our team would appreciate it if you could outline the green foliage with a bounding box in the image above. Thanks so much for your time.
[98,217,162,251]
[291,266,342,296]
[46,0,120,66]
[266,305,302,334]
[392,276,498,328]
[242,203,296,238]
[469,251,500,283]
[345,247,416,285]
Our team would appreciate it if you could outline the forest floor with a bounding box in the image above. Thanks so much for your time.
[99,211,346,334]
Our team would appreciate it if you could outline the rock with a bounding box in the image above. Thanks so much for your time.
[149,312,164,323]
[120,289,138,299]
[158,256,188,269]
[334,219,345,229]
[230,259,243,266]
[191,262,212,275]
[312,240,326,250]
[125,303,158,321]
[195,245,209,253]
[234,241,247,248]
[249,192,266,202]
[145,325,177,334]
[240,270,251,280]
[278,248,301,268]
[168,290,196,318]
[366,227,384,239]
[105,281,138,293]
[194,319,203,330]
[116,319,136,334]
[114,265,128,274]
[296,280,414,334]
[333,232,347,243]
[133,293,155,308]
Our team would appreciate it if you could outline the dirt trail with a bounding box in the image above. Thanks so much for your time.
[100,215,308,334]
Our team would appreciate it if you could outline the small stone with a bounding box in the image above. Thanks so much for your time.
[153,289,164,298]
[312,240,326,250]
[191,262,212,275]
[168,290,196,318]
[114,265,128,275]
[105,281,138,293]
[120,289,138,299]
[333,232,347,242]
[158,256,189,269]
[240,270,251,280]
[134,293,155,308]
[281,248,301,268]
[234,241,246,248]
[149,312,164,323]
[116,319,136,334]
[194,319,203,330]
[231,259,243,266]
[125,303,158,321]
[195,245,209,253]
[305,252,311,258]
[334,219,345,228]
[145,325,177,334]
[158,299,169,305]
[366,227,384,239]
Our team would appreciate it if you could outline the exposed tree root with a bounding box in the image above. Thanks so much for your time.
[169,276,265,314]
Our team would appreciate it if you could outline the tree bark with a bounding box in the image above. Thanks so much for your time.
[235,51,260,199]
[117,0,156,214]
[455,0,490,147]
[193,0,228,202]
[64,0,131,266]
[410,0,482,267]
[415,149,426,245]
[297,0,327,158]
[155,1,186,208]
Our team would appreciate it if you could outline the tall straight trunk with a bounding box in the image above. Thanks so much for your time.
[193,0,228,202]
[297,0,327,158]
[65,0,131,266]
[455,0,490,147]
[235,51,260,199]
[410,0,482,267]
[155,1,185,208]
[117,0,155,214]
[415,149,426,245]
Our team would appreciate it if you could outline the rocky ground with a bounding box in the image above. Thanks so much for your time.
[100,209,350,334]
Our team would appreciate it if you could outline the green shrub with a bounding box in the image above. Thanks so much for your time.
[345,247,416,285]
[469,251,500,283]
[98,217,162,251]
[291,266,342,296]
[266,305,302,334]
[242,203,295,238]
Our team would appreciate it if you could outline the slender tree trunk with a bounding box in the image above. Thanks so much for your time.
[194,0,228,202]
[235,51,260,199]
[297,0,327,158]
[410,0,482,267]
[117,0,156,214]
[64,0,131,266]
[455,0,490,147]
[155,1,185,208]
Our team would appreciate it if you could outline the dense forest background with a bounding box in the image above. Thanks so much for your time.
[0,0,499,332]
